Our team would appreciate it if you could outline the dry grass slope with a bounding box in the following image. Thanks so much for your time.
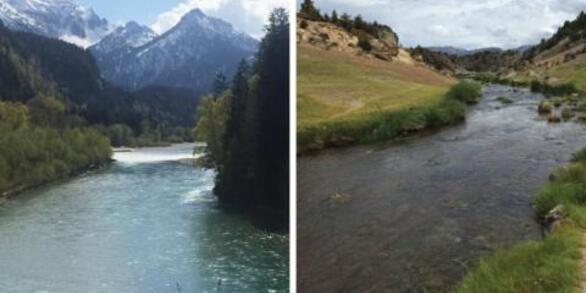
[298,45,455,128]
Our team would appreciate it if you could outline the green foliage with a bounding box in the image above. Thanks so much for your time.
[299,0,322,21]
[562,107,574,120]
[0,101,111,194]
[572,148,586,163]
[457,225,581,293]
[538,100,553,114]
[194,8,289,228]
[458,148,586,292]
[357,33,372,52]
[445,80,482,104]
[530,80,577,96]
[193,93,231,163]
[0,22,201,145]
[298,97,466,153]
[497,96,514,104]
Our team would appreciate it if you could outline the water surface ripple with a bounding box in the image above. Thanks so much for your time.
[299,85,586,292]
[0,144,288,293]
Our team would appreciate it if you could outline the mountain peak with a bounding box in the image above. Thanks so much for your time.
[91,8,258,91]
[90,21,156,54]
[0,0,111,48]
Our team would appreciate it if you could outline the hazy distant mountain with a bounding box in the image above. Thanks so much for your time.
[90,9,258,91]
[427,46,504,56]
[0,0,111,48]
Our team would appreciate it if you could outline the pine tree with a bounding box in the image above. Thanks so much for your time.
[212,71,228,97]
[300,0,321,21]
[331,10,338,24]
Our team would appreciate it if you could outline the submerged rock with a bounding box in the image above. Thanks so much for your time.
[329,193,351,204]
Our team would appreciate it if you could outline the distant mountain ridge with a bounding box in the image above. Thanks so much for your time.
[90,9,259,91]
[426,46,504,56]
[0,0,111,48]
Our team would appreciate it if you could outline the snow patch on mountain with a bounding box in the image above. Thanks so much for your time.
[90,8,258,91]
[0,0,112,48]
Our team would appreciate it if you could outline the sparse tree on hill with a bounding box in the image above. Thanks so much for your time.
[300,0,321,21]
[331,10,338,24]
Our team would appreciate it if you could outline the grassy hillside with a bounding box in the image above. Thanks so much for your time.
[298,46,454,127]
[512,54,586,91]
[298,45,470,152]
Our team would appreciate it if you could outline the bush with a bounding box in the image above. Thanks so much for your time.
[561,108,574,120]
[571,148,586,163]
[300,20,308,29]
[538,100,553,114]
[497,96,513,104]
[357,34,372,52]
[445,80,482,104]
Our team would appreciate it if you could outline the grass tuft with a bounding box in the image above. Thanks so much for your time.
[458,148,586,293]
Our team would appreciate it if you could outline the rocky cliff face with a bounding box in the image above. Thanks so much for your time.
[297,18,399,61]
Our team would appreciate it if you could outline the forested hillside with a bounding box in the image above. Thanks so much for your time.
[0,20,201,146]
[194,8,290,230]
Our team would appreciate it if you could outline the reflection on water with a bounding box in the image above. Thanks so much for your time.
[299,85,586,292]
[0,144,288,292]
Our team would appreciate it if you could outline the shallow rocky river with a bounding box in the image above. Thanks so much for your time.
[298,85,586,292]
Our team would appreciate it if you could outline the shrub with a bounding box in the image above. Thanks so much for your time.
[538,100,553,114]
[497,96,513,104]
[357,34,372,52]
[571,148,586,163]
[561,108,574,120]
[445,80,482,104]
[300,20,308,29]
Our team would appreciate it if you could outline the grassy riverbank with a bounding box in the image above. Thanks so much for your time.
[297,45,483,153]
[298,79,480,153]
[457,148,586,293]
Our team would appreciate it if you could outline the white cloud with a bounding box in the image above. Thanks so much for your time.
[152,0,289,37]
[308,0,586,49]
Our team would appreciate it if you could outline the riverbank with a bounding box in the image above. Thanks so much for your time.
[457,148,586,292]
[0,159,113,203]
[298,80,480,154]
[298,84,586,291]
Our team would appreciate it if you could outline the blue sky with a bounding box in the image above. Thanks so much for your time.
[301,0,586,49]
[76,0,289,37]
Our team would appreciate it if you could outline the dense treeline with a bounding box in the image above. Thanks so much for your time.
[194,8,289,230]
[0,20,200,147]
[0,101,111,195]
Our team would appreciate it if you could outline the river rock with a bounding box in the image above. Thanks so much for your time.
[544,204,565,234]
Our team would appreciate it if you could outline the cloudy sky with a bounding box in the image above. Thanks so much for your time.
[302,0,586,49]
[78,0,289,38]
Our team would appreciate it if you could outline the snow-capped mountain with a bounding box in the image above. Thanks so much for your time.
[90,9,258,91]
[91,21,157,54]
[0,0,111,48]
